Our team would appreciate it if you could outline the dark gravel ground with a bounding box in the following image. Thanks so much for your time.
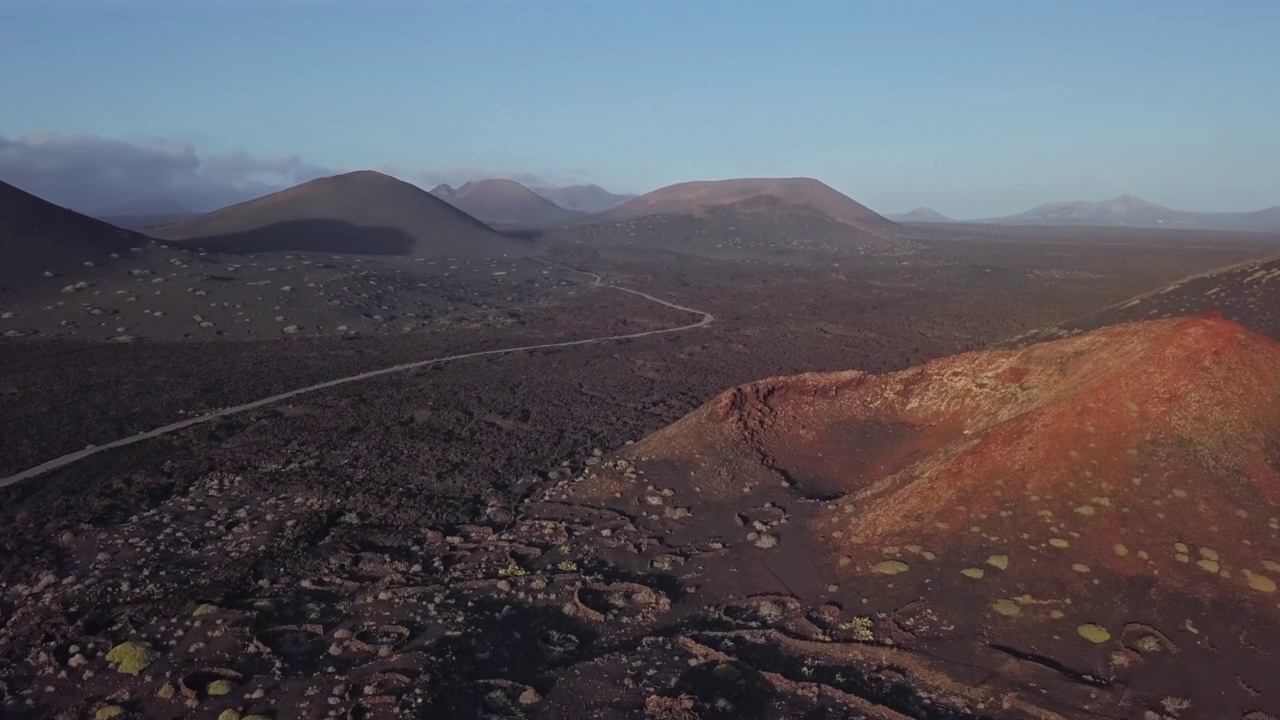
[1,231,1277,719]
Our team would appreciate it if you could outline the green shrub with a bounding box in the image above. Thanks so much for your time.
[105,641,158,676]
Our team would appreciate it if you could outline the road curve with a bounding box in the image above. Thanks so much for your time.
[0,262,713,490]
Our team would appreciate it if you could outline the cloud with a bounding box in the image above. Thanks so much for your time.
[0,131,611,215]
[0,132,337,214]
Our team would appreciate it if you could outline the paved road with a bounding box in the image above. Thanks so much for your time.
[0,262,713,489]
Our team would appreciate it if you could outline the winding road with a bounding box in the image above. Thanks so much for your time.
[0,262,713,490]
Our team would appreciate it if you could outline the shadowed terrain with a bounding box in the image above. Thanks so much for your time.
[0,180,142,288]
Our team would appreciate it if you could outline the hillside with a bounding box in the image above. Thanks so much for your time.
[1061,254,1280,340]
[0,180,141,288]
[886,206,954,223]
[532,184,634,213]
[564,314,1280,718]
[430,178,584,227]
[597,177,898,237]
[980,193,1280,232]
[152,171,532,258]
[548,193,916,259]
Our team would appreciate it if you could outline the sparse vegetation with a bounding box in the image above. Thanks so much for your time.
[105,641,158,675]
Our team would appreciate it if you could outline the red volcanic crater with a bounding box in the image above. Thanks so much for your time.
[569,314,1280,716]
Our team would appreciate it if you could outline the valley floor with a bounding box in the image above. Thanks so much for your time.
[1,231,1276,719]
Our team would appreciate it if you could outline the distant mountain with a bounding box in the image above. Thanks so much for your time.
[596,177,899,237]
[978,194,1280,232]
[531,184,635,214]
[0,180,140,287]
[545,178,914,258]
[887,206,954,223]
[151,171,532,258]
[430,179,583,227]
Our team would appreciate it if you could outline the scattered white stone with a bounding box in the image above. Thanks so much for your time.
[282,325,300,334]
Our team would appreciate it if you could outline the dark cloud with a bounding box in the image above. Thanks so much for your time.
[0,132,337,214]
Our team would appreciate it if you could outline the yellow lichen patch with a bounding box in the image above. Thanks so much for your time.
[934,522,950,530]
[1174,542,1189,554]
[993,599,1022,617]
[1048,538,1070,548]
[105,641,158,676]
[904,544,922,554]
[1075,505,1096,516]
[1196,559,1220,573]
[1171,488,1188,499]
[921,551,937,561]
[1049,610,1065,619]
[1199,547,1220,562]
[1264,560,1280,573]
[1175,553,1189,563]
[987,554,1009,570]
[1077,623,1112,643]
[882,546,900,555]
[1246,572,1277,593]
[1072,563,1091,573]
[1113,543,1129,557]
[1092,496,1112,507]
[872,560,910,575]
[961,568,985,579]
[1036,509,1054,518]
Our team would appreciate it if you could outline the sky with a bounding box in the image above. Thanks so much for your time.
[2,0,1278,217]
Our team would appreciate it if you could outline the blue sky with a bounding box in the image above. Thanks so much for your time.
[2,0,1278,215]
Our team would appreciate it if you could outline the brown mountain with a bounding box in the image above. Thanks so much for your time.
[0,180,140,288]
[152,171,532,258]
[597,177,898,236]
[565,314,1280,718]
[430,179,584,227]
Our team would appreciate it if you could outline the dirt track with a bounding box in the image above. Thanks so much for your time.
[0,262,712,489]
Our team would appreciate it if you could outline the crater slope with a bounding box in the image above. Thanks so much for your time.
[567,314,1280,719]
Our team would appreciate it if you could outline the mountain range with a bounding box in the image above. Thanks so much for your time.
[975,193,1280,232]
[429,179,586,227]
[530,184,635,214]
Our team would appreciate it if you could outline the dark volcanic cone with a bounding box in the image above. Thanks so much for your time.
[151,171,532,258]
[0,180,140,287]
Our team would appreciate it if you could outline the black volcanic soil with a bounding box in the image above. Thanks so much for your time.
[2,228,1278,720]
[1062,254,1280,340]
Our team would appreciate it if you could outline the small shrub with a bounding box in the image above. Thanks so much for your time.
[207,680,234,696]
[106,641,158,675]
